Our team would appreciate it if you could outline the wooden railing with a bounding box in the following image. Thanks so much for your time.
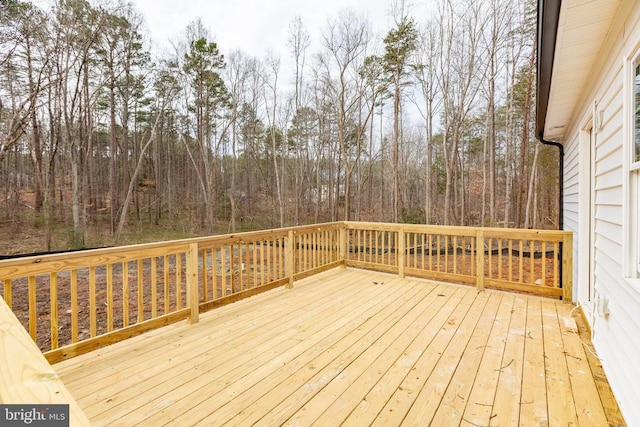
[0,221,572,368]
[192,223,341,312]
[0,223,342,364]
[0,241,195,363]
[0,293,91,424]
[344,222,572,300]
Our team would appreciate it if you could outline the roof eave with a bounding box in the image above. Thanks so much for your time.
[536,0,562,141]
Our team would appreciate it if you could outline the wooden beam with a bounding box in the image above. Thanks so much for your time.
[44,309,191,364]
[476,230,485,292]
[293,261,343,281]
[199,279,289,313]
[485,278,563,298]
[0,295,91,426]
[0,241,192,281]
[186,243,199,324]
[339,225,347,267]
[345,260,399,275]
[28,275,36,341]
[398,226,406,278]
[2,278,11,308]
[562,234,573,303]
[286,230,294,289]
[50,272,58,350]
[403,267,476,286]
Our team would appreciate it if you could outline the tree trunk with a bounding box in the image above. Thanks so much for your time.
[109,72,118,235]
[114,113,161,245]
[229,119,238,233]
[25,36,45,214]
[392,74,401,223]
[524,143,539,229]
[515,41,536,228]
[488,64,496,225]
[424,102,433,225]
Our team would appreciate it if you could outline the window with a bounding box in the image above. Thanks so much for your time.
[635,63,640,165]
[632,61,640,275]
[623,56,640,281]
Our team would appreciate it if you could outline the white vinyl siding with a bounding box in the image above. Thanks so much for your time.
[559,0,640,423]
[562,133,580,302]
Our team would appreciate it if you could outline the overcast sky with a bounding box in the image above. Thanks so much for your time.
[131,0,398,59]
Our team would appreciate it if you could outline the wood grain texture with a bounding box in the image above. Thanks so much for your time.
[53,269,617,426]
[0,295,91,425]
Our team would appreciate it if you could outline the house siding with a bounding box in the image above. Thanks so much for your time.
[560,0,640,423]
[562,133,581,302]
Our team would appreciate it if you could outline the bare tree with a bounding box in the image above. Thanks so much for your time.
[0,0,561,254]
[320,9,374,221]
[225,50,253,232]
[114,94,173,244]
[413,19,441,224]
[262,52,286,227]
[287,16,311,225]
[480,0,512,225]
[437,0,487,225]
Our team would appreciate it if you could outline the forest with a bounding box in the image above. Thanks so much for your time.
[0,0,558,253]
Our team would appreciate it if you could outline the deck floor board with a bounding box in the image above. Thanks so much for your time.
[462,293,514,425]
[54,268,623,426]
[491,294,528,426]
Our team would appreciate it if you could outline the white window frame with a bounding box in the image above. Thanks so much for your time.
[636,172,640,275]
[634,172,640,275]
[634,61,640,170]
[627,51,640,278]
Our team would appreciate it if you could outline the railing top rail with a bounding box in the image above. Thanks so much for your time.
[343,222,401,232]
[401,224,478,236]
[192,222,343,249]
[0,241,193,280]
[344,221,572,239]
[480,228,570,241]
[0,222,346,279]
[0,221,571,280]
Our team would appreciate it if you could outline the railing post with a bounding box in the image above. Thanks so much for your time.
[286,230,294,289]
[476,230,485,292]
[398,226,406,278]
[186,243,199,324]
[562,233,573,303]
[339,223,347,268]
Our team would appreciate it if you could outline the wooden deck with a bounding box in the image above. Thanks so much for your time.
[53,268,620,426]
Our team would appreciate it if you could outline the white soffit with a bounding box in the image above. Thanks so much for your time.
[544,0,620,140]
